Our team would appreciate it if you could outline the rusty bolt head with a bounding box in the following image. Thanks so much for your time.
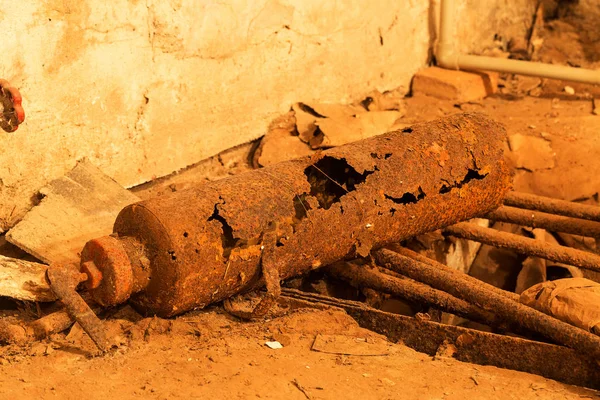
[80,235,134,307]
[81,261,103,290]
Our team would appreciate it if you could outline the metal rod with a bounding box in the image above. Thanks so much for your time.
[384,244,520,302]
[505,191,600,223]
[445,222,600,272]
[373,248,600,360]
[46,264,110,352]
[327,261,506,329]
[487,205,600,238]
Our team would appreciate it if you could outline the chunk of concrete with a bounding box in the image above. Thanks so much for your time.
[411,67,498,102]
[6,160,139,267]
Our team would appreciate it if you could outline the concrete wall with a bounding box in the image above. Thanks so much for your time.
[0,0,535,231]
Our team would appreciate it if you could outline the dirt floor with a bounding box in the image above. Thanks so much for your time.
[1,307,598,400]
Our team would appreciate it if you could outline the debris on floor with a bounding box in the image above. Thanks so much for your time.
[254,90,406,167]
[5,159,139,267]
[411,67,498,102]
[252,112,315,167]
[264,340,283,349]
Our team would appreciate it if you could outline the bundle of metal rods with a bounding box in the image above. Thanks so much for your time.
[326,190,600,361]
[448,191,600,271]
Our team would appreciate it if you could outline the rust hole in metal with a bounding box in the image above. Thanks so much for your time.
[293,193,312,221]
[385,186,426,205]
[207,202,237,259]
[304,156,374,210]
[439,168,487,194]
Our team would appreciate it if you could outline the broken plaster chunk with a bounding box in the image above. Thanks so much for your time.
[507,134,555,171]
[292,103,319,143]
[292,99,405,149]
[515,76,542,94]
[292,102,363,143]
[254,127,315,167]
[411,67,498,102]
[316,111,401,148]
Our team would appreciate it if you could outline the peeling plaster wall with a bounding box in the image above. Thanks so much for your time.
[453,0,537,54]
[0,0,534,231]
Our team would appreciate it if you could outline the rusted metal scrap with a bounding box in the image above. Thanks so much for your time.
[505,191,600,222]
[446,222,600,272]
[279,288,600,390]
[374,248,600,360]
[326,261,511,330]
[46,264,110,351]
[384,243,519,302]
[487,205,600,238]
[50,113,511,346]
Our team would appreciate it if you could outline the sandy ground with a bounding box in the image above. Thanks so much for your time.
[1,308,598,400]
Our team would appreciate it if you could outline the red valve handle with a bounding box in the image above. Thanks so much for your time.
[0,79,25,132]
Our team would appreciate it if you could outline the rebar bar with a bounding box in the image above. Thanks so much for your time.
[487,205,600,238]
[445,222,600,272]
[384,244,520,301]
[327,261,509,329]
[505,191,600,222]
[374,248,600,360]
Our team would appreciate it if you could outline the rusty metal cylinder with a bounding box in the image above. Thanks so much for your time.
[81,113,511,317]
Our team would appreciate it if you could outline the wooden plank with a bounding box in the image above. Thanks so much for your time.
[0,255,55,302]
[6,160,139,267]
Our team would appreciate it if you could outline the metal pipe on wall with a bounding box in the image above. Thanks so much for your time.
[437,0,600,84]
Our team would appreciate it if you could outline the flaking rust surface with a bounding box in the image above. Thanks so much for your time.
[114,113,511,317]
